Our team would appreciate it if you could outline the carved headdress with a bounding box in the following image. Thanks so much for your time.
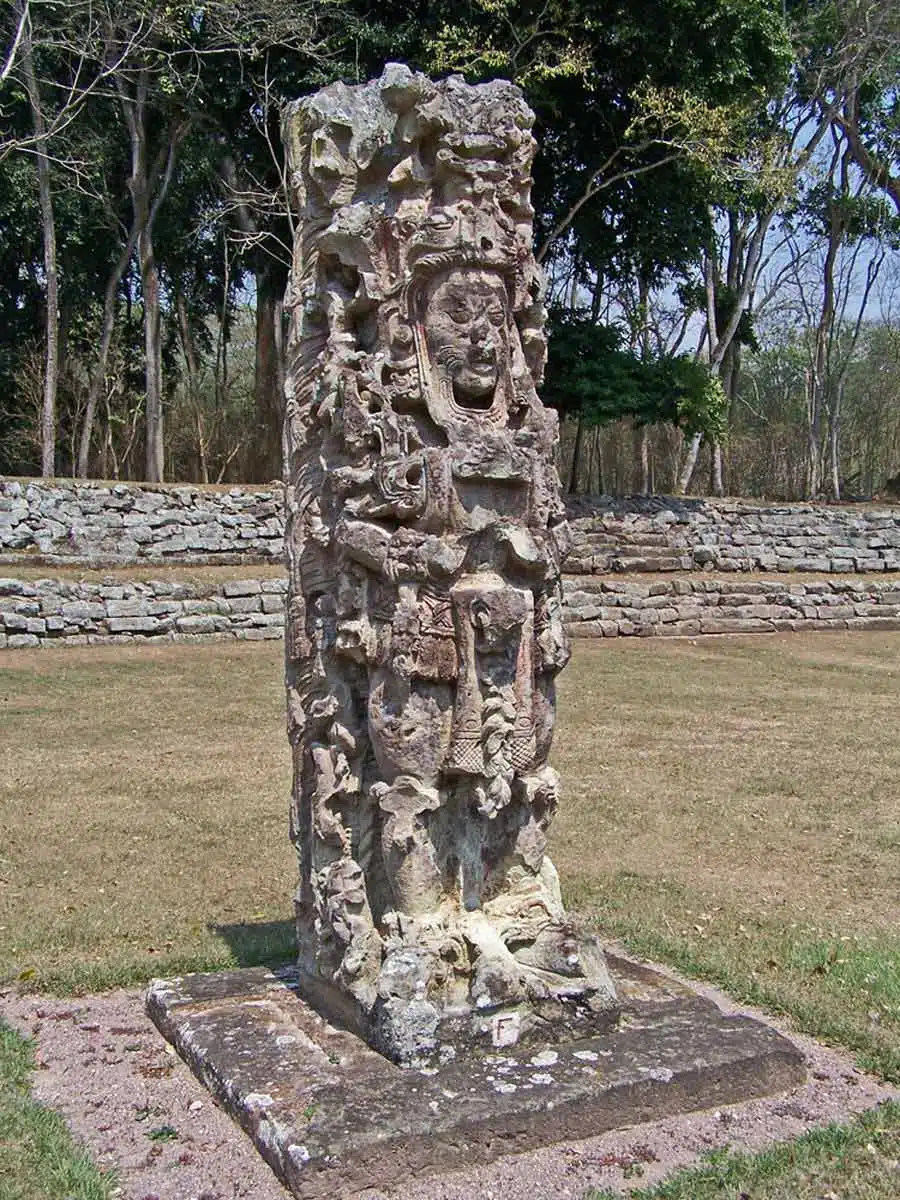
[283,64,548,443]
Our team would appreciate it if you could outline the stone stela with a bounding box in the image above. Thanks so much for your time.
[281,63,618,1065]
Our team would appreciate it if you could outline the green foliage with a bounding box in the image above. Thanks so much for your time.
[789,177,900,248]
[572,869,900,1084]
[0,1021,117,1199]
[544,308,728,440]
[1,0,898,488]
[734,317,900,500]
[145,1124,179,1143]
[678,281,760,351]
[425,0,594,88]
[364,0,795,284]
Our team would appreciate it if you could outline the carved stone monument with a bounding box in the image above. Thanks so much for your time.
[282,63,617,1064]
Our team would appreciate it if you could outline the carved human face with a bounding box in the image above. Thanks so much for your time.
[424,270,508,412]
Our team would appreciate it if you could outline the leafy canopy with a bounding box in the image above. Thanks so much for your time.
[543,308,729,440]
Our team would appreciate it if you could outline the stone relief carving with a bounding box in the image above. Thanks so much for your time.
[282,63,617,1064]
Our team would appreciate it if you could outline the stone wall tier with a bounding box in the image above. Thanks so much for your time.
[6,481,900,574]
[562,575,900,638]
[566,494,900,575]
[1,479,283,562]
[0,576,288,648]
[5,574,900,649]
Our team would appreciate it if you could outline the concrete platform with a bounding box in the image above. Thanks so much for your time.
[146,954,805,1199]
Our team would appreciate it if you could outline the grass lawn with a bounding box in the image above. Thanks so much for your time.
[0,642,296,993]
[587,1100,900,1199]
[1,632,899,1198]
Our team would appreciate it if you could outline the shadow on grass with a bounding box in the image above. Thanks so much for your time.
[210,919,296,969]
[11,921,299,996]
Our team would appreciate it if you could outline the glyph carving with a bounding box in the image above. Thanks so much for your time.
[282,64,617,1064]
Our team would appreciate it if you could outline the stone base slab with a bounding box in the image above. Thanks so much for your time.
[146,955,804,1198]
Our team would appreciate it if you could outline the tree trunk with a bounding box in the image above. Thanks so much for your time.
[20,2,58,477]
[807,444,822,499]
[632,273,651,495]
[633,424,649,494]
[829,383,842,501]
[676,242,717,496]
[140,224,164,481]
[711,341,740,498]
[806,202,840,499]
[176,290,207,483]
[568,415,585,493]
[116,69,182,484]
[274,295,285,476]
[711,442,724,496]
[252,260,284,481]
[676,432,703,494]
[77,227,140,477]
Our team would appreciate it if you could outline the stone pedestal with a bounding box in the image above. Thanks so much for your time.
[146,956,805,1199]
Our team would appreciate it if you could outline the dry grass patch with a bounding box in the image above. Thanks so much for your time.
[555,632,900,1079]
[3,562,283,585]
[0,642,294,990]
[555,633,900,932]
[1,632,898,1077]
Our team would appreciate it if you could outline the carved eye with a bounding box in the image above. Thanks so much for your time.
[449,305,470,325]
[487,305,505,327]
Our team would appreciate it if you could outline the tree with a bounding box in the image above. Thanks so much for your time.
[543,307,727,491]
[801,0,900,214]
[14,0,57,476]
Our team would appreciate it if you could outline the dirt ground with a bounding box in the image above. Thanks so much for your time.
[3,954,898,1200]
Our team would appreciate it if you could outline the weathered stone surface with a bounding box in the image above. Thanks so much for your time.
[281,65,615,1066]
[699,617,775,634]
[223,579,262,597]
[565,495,900,575]
[0,577,285,647]
[7,632,40,648]
[8,568,900,650]
[6,477,900,574]
[0,479,284,562]
[146,959,805,1200]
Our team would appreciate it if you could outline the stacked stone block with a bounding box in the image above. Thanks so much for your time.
[5,573,900,648]
[0,576,287,648]
[6,482,900,648]
[563,576,900,638]
[0,480,283,561]
[6,481,900,576]
[566,496,900,575]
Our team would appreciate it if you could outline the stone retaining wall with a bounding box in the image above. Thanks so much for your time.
[564,576,900,638]
[0,479,283,562]
[0,576,287,649]
[567,495,900,574]
[6,480,900,575]
[4,573,900,649]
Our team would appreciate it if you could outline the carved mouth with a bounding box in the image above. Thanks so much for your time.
[452,382,496,411]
